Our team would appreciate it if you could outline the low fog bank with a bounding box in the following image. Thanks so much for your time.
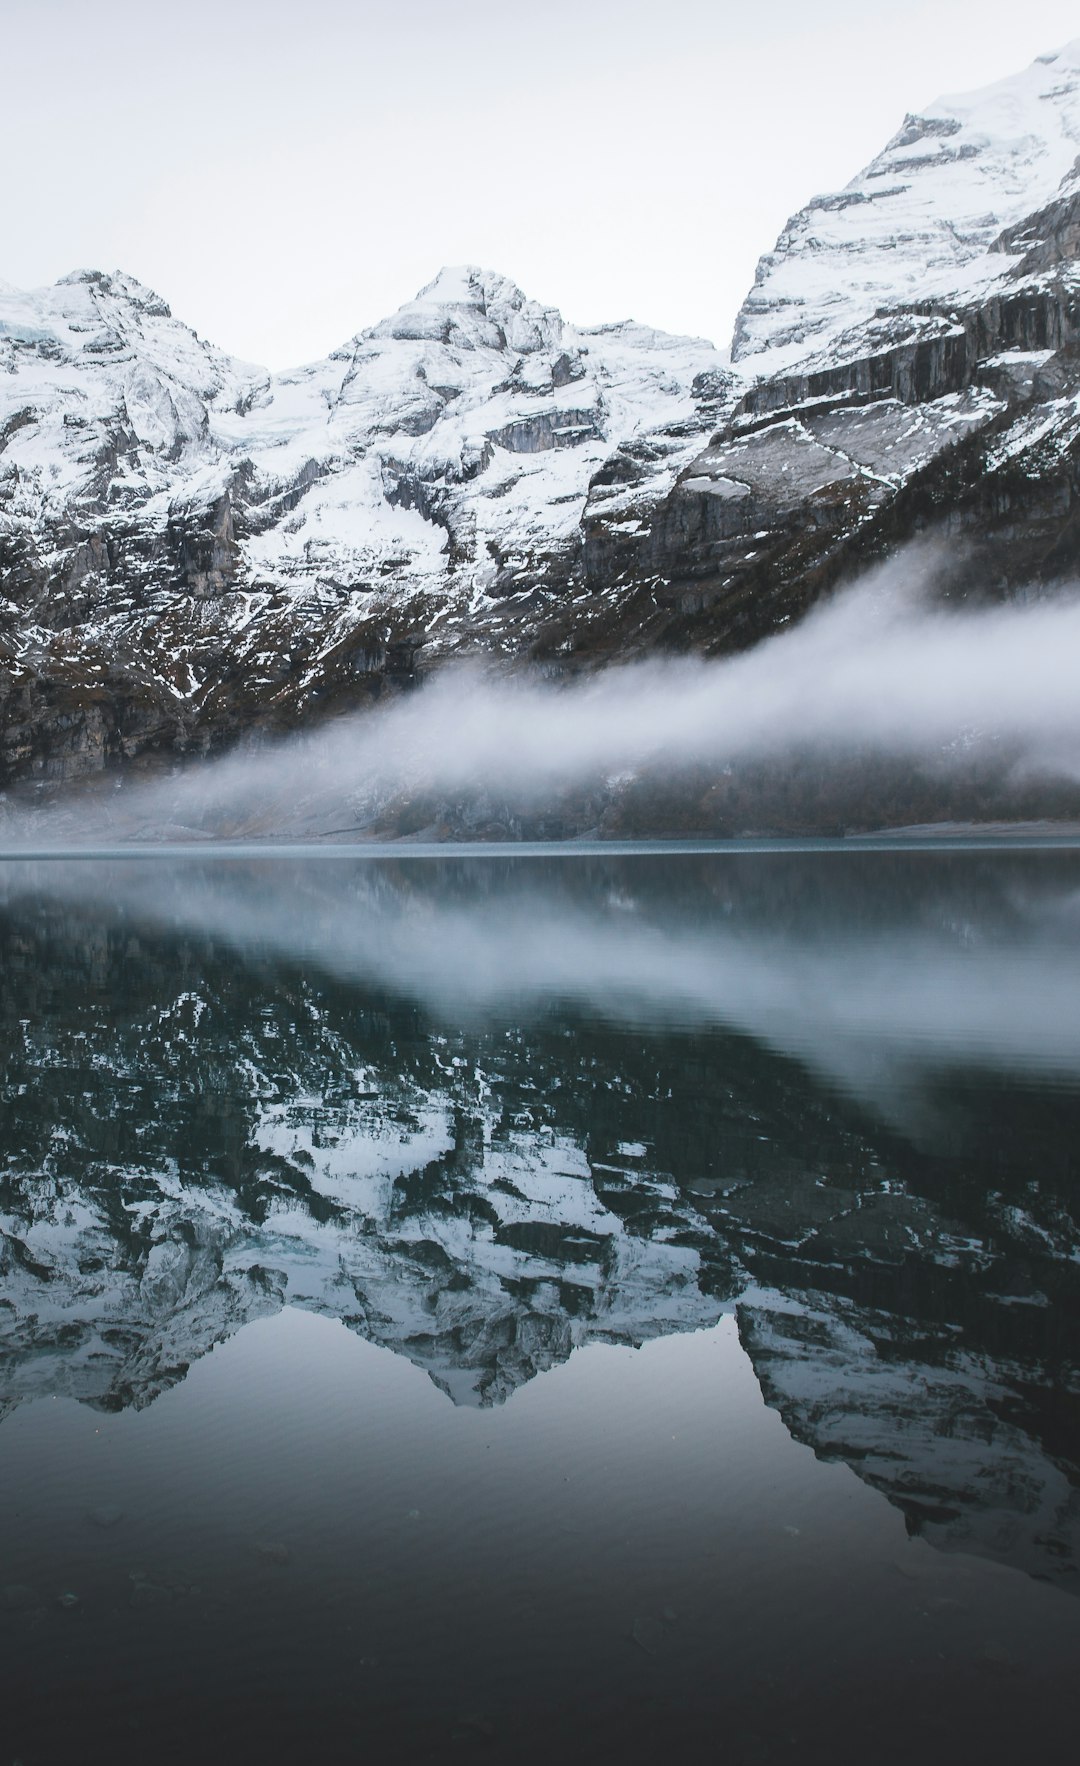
[7,550,1080,841]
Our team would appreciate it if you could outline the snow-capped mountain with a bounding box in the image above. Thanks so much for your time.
[0,263,726,788]
[587,36,1080,746]
[4,41,1080,828]
[734,41,1080,376]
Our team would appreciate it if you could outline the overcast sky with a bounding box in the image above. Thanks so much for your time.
[5,0,1080,368]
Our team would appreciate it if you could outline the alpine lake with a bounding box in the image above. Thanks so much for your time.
[1,843,1078,1765]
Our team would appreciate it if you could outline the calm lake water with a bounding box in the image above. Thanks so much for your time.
[1,848,1079,1764]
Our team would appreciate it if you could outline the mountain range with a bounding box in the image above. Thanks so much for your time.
[4,40,1080,821]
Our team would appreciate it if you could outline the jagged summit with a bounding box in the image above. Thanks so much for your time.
[0,256,726,715]
[732,38,1080,374]
[366,264,565,354]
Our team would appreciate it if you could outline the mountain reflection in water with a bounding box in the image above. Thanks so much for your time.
[1,850,1079,1763]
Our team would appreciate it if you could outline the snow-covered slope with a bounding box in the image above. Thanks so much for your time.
[605,36,1080,745]
[0,262,723,607]
[0,263,730,786]
[733,39,1080,376]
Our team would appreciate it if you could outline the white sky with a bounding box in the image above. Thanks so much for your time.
[5,0,1080,368]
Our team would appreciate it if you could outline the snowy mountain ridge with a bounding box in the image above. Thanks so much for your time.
[5,40,1080,824]
[0,260,731,795]
[0,259,723,600]
[734,37,1080,376]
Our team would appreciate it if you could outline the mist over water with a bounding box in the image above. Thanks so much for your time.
[7,552,1080,840]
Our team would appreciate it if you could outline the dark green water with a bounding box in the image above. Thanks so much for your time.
[1,850,1079,1764]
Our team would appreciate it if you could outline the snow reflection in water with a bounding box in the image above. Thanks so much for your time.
[1,850,1079,1763]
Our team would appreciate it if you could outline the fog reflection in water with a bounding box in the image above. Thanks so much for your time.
[1,850,1079,1763]
[7,847,1080,1101]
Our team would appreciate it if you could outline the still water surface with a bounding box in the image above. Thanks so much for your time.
[1,849,1079,1763]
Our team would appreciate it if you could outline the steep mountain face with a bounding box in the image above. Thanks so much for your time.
[4,43,1080,812]
[606,39,1080,661]
[734,47,1080,374]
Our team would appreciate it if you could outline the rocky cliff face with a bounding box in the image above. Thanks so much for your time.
[598,39,1080,663]
[5,44,1080,812]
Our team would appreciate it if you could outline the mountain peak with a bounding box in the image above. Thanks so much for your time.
[414,264,492,305]
[1032,37,1080,68]
[367,265,564,354]
[733,40,1080,374]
